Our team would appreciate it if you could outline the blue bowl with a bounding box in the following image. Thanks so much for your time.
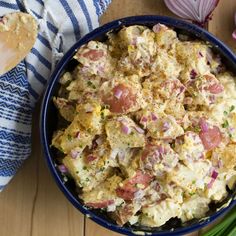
[41,15,236,236]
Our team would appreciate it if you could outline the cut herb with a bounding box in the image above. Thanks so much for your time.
[230,105,235,112]
[83,166,88,171]
[194,126,201,132]
[222,120,229,128]
[223,111,228,115]
[101,104,110,110]
[67,134,72,141]
[87,81,96,89]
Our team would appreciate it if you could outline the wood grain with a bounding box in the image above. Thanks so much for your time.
[0,1,235,236]
[208,0,236,53]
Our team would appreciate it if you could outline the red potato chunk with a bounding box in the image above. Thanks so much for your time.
[140,143,179,176]
[202,75,224,94]
[188,74,224,106]
[102,84,137,114]
[116,170,153,201]
[114,203,141,225]
[85,199,115,209]
[174,131,205,164]
[199,126,222,151]
[82,49,104,61]
[159,79,186,101]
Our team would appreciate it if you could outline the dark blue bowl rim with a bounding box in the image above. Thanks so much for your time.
[40,15,236,236]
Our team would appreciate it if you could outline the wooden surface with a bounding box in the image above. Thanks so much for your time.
[0,1,235,236]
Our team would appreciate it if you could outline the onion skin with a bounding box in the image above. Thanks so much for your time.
[164,0,220,26]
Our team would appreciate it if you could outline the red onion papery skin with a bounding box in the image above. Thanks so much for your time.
[164,0,220,27]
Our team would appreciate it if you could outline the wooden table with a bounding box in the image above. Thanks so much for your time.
[0,1,235,236]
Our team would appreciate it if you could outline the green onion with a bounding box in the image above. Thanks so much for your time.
[229,105,235,112]
[222,120,229,128]
[201,206,236,236]
[67,134,72,141]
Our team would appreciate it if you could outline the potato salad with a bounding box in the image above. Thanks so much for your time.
[52,24,236,227]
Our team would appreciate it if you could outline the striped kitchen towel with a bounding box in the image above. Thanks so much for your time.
[0,0,112,191]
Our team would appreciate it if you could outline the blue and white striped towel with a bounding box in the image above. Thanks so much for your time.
[0,0,111,191]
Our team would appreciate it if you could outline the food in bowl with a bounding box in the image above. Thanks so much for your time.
[51,24,236,227]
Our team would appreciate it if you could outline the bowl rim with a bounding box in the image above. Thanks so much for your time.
[40,15,236,236]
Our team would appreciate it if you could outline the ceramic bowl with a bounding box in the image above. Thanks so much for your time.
[40,15,236,236]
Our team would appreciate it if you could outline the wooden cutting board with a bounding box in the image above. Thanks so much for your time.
[0,1,235,236]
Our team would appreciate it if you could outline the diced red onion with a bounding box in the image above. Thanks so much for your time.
[114,89,123,99]
[190,69,197,80]
[164,0,219,26]
[217,160,223,168]
[162,121,170,131]
[157,146,165,154]
[133,126,145,134]
[211,169,218,179]
[117,117,124,122]
[71,150,79,159]
[153,24,161,33]
[58,164,68,173]
[134,189,145,200]
[229,127,235,133]
[207,178,216,189]
[140,116,148,123]
[199,118,209,132]
[199,51,204,57]
[76,131,80,139]
[85,104,94,113]
[121,123,131,135]
[118,150,125,161]
[95,137,103,145]
[151,113,158,121]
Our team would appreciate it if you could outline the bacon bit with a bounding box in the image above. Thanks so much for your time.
[82,49,104,61]
[190,69,197,80]
[199,126,222,151]
[85,200,114,209]
[86,154,97,163]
